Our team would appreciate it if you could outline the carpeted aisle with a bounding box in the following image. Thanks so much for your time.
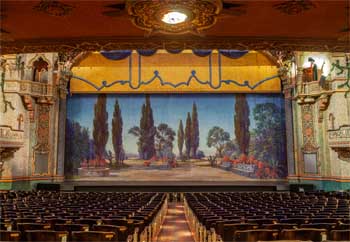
[157,202,195,242]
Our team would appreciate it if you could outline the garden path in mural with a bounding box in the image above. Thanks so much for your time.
[66,94,286,181]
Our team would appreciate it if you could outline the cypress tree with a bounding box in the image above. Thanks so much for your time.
[191,102,199,158]
[112,99,123,166]
[145,95,156,159]
[234,94,250,155]
[93,94,109,161]
[185,112,192,159]
[177,120,184,158]
[139,103,147,159]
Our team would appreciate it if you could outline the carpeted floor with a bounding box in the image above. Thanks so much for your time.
[157,202,194,242]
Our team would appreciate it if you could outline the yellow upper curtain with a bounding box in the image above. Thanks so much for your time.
[70,50,281,93]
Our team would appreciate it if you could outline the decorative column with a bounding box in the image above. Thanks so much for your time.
[33,97,54,175]
[55,55,74,178]
[275,50,296,176]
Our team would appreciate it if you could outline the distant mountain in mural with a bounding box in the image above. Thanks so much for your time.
[65,93,287,181]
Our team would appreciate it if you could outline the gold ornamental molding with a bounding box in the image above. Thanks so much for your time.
[126,0,222,34]
[1,36,349,55]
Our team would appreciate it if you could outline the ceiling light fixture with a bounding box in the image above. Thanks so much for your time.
[162,11,188,25]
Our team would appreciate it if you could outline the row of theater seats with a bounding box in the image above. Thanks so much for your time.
[0,191,168,242]
[184,191,350,242]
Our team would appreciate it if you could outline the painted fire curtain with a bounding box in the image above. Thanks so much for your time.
[65,50,286,181]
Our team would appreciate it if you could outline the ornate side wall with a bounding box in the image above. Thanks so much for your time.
[0,53,65,190]
[288,52,350,191]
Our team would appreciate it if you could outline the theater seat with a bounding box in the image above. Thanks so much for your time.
[71,231,116,242]
[300,223,337,230]
[234,229,279,242]
[329,230,350,241]
[261,223,298,231]
[25,230,68,242]
[92,224,128,242]
[54,223,89,241]
[223,223,259,242]
[0,230,21,241]
[280,228,328,242]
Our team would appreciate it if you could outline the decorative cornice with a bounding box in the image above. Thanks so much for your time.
[1,36,349,54]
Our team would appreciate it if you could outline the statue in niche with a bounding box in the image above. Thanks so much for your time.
[303,57,328,89]
[32,57,49,83]
[303,57,318,82]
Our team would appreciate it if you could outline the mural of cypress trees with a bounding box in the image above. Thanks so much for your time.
[93,94,109,160]
[112,99,123,166]
[177,120,184,159]
[129,95,156,160]
[234,94,250,155]
[185,112,192,159]
[191,102,199,158]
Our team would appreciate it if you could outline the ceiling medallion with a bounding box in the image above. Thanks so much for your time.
[33,0,74,17]
[126,0,222,34]
[274,0,316,15]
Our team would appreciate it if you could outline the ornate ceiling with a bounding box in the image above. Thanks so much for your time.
[1,0,349,54]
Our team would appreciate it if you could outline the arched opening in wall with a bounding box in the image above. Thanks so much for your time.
[32,57,49,83]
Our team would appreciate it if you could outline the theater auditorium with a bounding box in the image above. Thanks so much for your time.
[1,0,350,241]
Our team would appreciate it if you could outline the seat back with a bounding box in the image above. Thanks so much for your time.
[71,231,116,242]
[223,223,259,242]
[25,230,68,242]
[54,223,89,232]
[17,223,51,231]
[280,228,327,242]
[300,223,337,230]
[234,229,279,242]
[329,229,350,241]
[93,224,128,242]
[0,230,21,241]
[261,223,298,231]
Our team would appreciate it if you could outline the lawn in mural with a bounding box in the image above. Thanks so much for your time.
[65,94,287,181]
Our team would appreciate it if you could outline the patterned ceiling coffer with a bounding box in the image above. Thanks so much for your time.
[126,0,222,34]
[33,0,74,17]
[273,0,316,15]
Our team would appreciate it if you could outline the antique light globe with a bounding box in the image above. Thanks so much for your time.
[161,11,188,25]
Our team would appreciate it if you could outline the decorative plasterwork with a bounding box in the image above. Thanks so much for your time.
[34,104,51,153]
[1,36,349,55]
[33,0,74,17]
[328,125,350,162]
[0,125,24,177]
[273,0,316,15]
[126,0,222,34]
[4,80,55,99]
[301,104,318,152]
[21,95,35,123]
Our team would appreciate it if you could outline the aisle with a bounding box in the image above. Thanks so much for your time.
[157,202,194,242]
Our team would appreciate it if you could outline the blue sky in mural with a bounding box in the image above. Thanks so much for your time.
[67,94,284,155]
